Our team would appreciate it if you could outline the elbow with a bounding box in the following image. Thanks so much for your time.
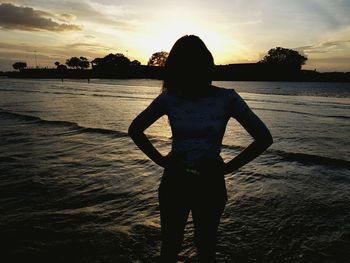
[128,122,137,138]
[256,131,273,149]
[266,132,273,147]
[128,121,142,139]
[263,128,273,146]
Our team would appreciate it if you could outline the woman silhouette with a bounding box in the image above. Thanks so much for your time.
[128,35,273,263]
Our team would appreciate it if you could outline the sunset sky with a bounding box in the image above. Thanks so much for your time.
[0,0,349,72]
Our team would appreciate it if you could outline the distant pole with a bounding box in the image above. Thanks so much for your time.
[33,50,38,68]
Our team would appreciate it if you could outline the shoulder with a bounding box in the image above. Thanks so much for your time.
[153,90,169,103]
[149,90,174,112]
[212,86,251,116]
[211,85,239,100]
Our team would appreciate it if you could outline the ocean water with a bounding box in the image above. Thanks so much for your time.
[0,78,349,263]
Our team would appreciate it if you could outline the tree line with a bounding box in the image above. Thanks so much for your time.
[11,47,307,72]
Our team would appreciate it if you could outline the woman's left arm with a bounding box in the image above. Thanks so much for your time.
[223,92,273,174]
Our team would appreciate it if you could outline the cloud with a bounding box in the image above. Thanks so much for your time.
[65,42,115,53]
[296,40,350,55]
[1,1,142,31]
[295,38,350,72]
[83,34,95,39]
[0,3,82,31]
[57,13,76,22]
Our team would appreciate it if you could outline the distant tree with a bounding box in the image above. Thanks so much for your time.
[12,61,27,71]
[65,57,90,69]
[130,60,141,66]
[57,64,67,70]
[259,47,307,71]
[91,53,131,70]
[66,57,81,69]
[54,61,60,67]
[90,57,103,68]
[148,51,168,66]
[79,57,90,69]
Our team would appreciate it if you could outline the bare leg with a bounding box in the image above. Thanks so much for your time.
[158,173,191,263]
[192,172,227,263]
[192,202,225,263]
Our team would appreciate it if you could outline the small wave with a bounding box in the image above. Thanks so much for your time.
[0,88,153,101]
[234,87,350,98]
[253,107,350,120]
[222,144,350,169]
[0,87,84,97]
[0,109,129,138]
[246,97,350,110]
[275,150,350,168]
[326,115,350,120]
[81,127,128,137]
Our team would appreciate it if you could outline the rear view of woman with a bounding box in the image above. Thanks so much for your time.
[128,35,273,262]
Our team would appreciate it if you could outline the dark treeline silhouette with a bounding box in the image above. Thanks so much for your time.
[2,47,350,82]
[4,66,163,79]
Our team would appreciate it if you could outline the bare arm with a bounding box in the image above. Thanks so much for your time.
[128,95,167,167]
[223,92,273,174]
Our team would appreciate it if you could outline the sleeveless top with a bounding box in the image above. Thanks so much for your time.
[144,87,255,166]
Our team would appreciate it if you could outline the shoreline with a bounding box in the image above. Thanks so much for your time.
[1,66,350,82]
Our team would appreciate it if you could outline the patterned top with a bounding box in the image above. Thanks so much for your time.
[134,87,267,166]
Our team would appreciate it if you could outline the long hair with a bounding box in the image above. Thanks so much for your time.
[162,35,215,97]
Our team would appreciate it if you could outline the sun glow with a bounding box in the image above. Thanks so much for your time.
[135,15,248,64]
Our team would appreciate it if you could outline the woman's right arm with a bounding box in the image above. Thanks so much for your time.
[128,95,168,168]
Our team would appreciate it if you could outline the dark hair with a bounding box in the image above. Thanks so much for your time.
[162,35,215,97]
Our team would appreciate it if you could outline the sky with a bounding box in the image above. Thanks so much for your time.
[0,0,349,72]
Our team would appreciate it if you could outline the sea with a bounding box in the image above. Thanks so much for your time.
[0,78,349,263]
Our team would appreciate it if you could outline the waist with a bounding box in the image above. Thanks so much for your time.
[171,139,222,159]
[168,153,224,176]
